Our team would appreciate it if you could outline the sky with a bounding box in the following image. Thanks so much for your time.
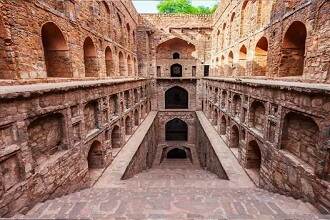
[132,0,218,13]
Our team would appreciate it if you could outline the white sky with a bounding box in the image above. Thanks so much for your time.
[132,0,218,13]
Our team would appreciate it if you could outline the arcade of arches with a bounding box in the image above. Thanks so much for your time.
[0,0,330,218]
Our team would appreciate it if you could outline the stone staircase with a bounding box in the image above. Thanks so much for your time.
[18,158,330,220]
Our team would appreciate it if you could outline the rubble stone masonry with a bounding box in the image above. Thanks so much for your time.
[0,0,329,217]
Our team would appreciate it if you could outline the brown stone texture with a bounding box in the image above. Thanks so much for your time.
[0,79,152,217]
[211,0,330,83]
[203,78,330,213]
[0,0,138,80]
[0,0,330,218]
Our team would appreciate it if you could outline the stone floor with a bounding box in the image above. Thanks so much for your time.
[19,159,330,220]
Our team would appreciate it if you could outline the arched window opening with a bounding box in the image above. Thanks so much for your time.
[281,112,319,168]
[165,86,188,109]
[134,109,139,126]
[246,140,261,171]
[239,45,247,76]
[165,118,188,141]
[230,125,239,148]
[28,113,64,166]
[228,51,234,76]
[124,91,130,109]
[167,148,187,159]
[110,95,119,115]
[118,51,126,76]
[83,37,99,77]
[127,55,132,76]
[279,21,307,77]
[173,52,180,59]
[111,125,121,148]
[220,116,227,135]
[134,89,139,103]
[105,47,114,77]
[133,58,137,76]
[88,141,102,169]
[170,63,182,77]
[125,116,132,135]
[141,105,145,119]
[232,95,241,117]
[84,101,98,133]
[253,37,268,76]
[221,90,227,109]
[250,101,265,133]
[41,22,72,77]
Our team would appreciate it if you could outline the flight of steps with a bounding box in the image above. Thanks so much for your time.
[18,159,330,220]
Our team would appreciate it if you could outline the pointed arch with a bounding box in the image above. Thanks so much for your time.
[118,51,126,76]
[239,45,247,76]
[88,140,103,169]
[165,86,188,109]
[227,51,234,76]
[165,118,188,141]
[127,54,132,76]
[279,21,307,77]
[41,22,72,77]
[83,37,99,77]
[105,46,114,76]
[253,37,268,76]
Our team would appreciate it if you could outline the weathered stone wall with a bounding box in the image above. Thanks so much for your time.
[122,116,158,179]
[0,79,152,217]
[203,78,330,213]
[0,0,139,80]
[211,0,330,83]
[152,79,198,111]
[196,116,229,180]
[137,14,212,78]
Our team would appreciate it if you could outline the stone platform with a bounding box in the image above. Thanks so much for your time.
[19,159,329,220]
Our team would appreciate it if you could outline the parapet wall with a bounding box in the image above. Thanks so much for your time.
[203,77,330,212]
[0,79,152,217]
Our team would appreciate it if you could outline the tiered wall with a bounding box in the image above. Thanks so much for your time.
[0,79,152,216]
[137,14,213,77]
[0,0,139,81]
[203,78,330,212]
[211,0,330,83]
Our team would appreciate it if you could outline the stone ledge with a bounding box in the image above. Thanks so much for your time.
[196,111,255,188]
[0,78,149,99]
[205,77,330,94]
[94,111,157,188]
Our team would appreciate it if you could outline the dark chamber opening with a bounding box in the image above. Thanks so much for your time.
[171,63,182,77]
[167,148,187,159]
[165,118,188,141]
[165,86,188,109]
[173,52,180,59]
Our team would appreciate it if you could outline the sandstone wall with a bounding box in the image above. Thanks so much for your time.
[0,0,139,80]
[196,117,229,179]
[122,115,158,179]
[137,14,213,78]
[211,0,330,83]
[0,79,152,217]
[203,78,330,212]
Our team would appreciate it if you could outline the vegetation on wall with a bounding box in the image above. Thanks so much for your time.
[157,0,217,14]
